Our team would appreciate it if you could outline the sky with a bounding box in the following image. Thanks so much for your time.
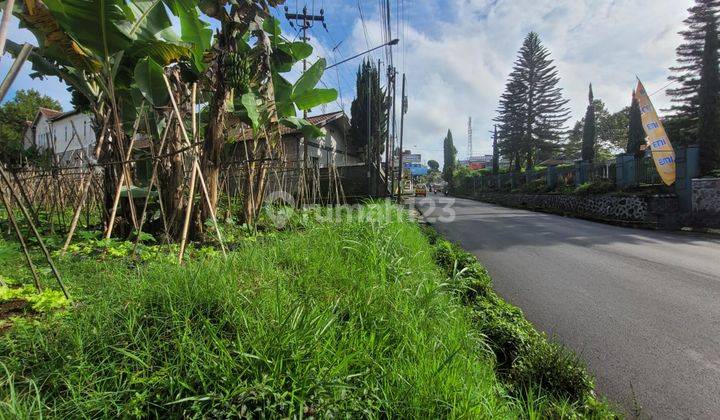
[0,0,695,165]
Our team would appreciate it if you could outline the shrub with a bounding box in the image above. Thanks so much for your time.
[425,231,610,416]
[521,178,549,194]
[574,180,615,196]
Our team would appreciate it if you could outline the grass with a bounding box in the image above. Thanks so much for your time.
[0,203,615,418]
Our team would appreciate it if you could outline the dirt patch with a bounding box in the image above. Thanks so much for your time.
[0,298,30,320]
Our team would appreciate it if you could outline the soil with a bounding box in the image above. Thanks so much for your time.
[0,298,29,320]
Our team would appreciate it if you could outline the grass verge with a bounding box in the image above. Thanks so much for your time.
[0,203,615,418]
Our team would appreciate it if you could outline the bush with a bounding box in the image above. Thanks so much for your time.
[520,178,549,194]
[427,233,612,417]
[574,180,616,196]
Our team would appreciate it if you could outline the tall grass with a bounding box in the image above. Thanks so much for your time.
[0,204,532,418]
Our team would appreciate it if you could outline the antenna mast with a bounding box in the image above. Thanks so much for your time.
[467,117,473,159]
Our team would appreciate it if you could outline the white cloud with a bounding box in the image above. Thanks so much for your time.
[348,0,693,165]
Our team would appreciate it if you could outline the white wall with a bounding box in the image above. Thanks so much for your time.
[35,113,96,164]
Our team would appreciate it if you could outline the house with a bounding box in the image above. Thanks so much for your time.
[234,111,361,168]
[22,108,96,165]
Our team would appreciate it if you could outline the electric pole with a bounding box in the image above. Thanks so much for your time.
[396,73,407,203]
[284,5,327,201]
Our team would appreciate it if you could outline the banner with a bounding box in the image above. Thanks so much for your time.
[635,79,676,186]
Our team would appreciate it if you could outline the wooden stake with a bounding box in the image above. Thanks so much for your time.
[0,166,68,299]
[0,182,42,292]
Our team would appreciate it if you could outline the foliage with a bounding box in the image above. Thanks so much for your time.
[442,130,457,185]
[574,180,616,196]
[492,126,500,175]
[427,159,439,171]
[494,32,570,170]
[1,204,535,418]
[666,0,720,138]
[0,89,62,165]
[581,84,597,162]
[428,234,613,417]
[0,286,70,313]
[565,100,629,161]
[349,60,388,159]
[627,91,646,158]
[697,11,720,175]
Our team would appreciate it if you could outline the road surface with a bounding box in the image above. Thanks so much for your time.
[416,196,720,419]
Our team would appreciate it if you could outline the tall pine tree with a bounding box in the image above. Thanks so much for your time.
[492,125,500,175]
[494,32,570,170]
[698,14,720,173]
[349,60,388,163]
[666,0,720,139]
[626,91,646,158]
[581,84,597,162]
[442,130,457,185]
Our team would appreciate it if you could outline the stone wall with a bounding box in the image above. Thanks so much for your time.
[468,192,680,228]
[692,178,720,213]
[689,178,720,228]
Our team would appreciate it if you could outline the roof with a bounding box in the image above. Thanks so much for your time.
[38,107,63,119]
[236,111,348,141]
[31,108,84,128]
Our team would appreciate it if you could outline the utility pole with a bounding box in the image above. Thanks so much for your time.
[284,5,327,201]
[396,73,407,203]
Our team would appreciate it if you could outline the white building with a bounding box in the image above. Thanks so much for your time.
[22,108,96,165]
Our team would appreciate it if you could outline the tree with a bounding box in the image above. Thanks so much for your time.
[627,91,646,158]
[442,130,457,185]
[350,60,388,163]
[697,14,720,174]
[427,160,440,172]
[564,100,628,161]
[494,32,570,169]
[581,84,597,162]
[666,0,720,141]
[492,126,499,175]
[0,89,62,165]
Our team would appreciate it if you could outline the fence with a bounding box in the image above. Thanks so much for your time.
[455,147,700,205]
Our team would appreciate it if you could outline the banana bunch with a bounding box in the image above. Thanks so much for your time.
[224,52,252,93]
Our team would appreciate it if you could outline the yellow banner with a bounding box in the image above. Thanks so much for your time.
[635,79,676,186]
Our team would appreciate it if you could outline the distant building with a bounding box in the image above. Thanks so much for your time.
[22,108,96,165]
[459,154,510,171]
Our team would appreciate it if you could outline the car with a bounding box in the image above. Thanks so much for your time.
[415,185,427,197]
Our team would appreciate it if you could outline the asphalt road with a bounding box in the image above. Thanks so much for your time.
[415,196,720,419]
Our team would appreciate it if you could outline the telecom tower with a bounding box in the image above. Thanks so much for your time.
[467,117,473,159]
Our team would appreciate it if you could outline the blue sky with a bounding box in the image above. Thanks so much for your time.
[1,0,695,164]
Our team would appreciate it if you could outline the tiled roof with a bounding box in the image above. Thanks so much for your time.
[237,111,347,141]
[38,107,63,119]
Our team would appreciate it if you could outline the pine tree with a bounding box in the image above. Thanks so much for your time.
[581,84,597,162]
[698,14,720,174]
[494,32,570,170]
[626,91,646,158]
[350,60,388,162]
[666,0,720,139]
[442,130,457,185]
[492,126,499,175]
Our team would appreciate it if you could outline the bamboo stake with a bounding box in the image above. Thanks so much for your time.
[104,104,145,239]
[0,166,69,299]
[132,113,173,257]
[163,74,226,258]
[0,182,42,292]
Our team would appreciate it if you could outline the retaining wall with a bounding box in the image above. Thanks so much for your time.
[468,192,680,228]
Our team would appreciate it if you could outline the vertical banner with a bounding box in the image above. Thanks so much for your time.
[635,79,676,186]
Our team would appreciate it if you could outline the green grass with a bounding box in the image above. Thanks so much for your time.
[0,203,615,418]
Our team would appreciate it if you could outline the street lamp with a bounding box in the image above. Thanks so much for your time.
[324,39,399,70]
